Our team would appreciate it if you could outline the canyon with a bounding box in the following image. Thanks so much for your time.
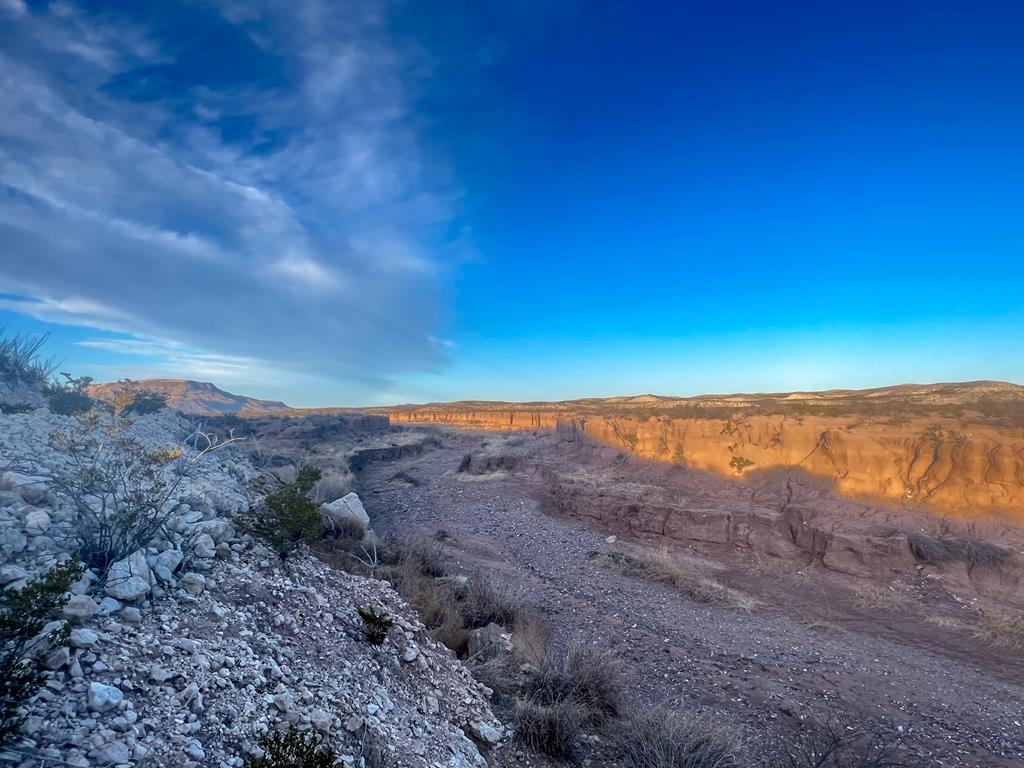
[376,381,1024,519]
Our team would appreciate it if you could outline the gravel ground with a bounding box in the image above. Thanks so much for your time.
[358,429,1024,768]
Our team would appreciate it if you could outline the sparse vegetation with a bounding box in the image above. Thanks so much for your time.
[0,403,34,415]
[113,380,169,415]
[460,574,525,629]
[729,455,755,474]
[972,606,1024,650]
[1,559,83,746]
[0,330,58,388]
[45,373,94,416]
[48,409,238,575]
[772,720,926,767]
[617,708,743,768]
[903,530,955,564]
[357,607,393,645]
[238,466,323,560]
[591,545,754,609]
[244,726,339,768]
[525,644,624,724]
[851,583,911,613]
[513,695,587,759]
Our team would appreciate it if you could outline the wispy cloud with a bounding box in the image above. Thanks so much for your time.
[0,0,462,399]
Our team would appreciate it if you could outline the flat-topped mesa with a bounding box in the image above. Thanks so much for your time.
[376,381,1024,519]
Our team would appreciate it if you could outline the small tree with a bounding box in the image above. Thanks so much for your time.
[238,467,323,559]
[1,559,83,745]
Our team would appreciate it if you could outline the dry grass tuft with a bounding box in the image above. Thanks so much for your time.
[617,708,743,768]
[851,583,911,613]
[972,607,1024,649]
[593,545,755,610]
[460,575,525,629]
[513,696,587,759]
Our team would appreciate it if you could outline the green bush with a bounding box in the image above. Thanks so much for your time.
[239,467,323,559]
[1,559,83,745]
[45,373,94,416]
[245,726,339,768]
[0,330,57,386]
[0,403,34,415]
[357,607,393,645]
[729,455,755,474]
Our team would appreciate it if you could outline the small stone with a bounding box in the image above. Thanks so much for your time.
[120,606,142,623]
[193,534,216,559]
[470,720,502,744]
[344,715,364,733]
[24,508,51,534]
[186,740,205,760]
[105,550,151,602]
[149,664,172,683]
[179,572,206,596]
[69,628,99,648]
[87,682,124,713]
[0,564,29,585]
[42,646,69,670]
[63,595,100,620]
[310,709,332,734]
[99,597,122,614]
[94,740,131,765]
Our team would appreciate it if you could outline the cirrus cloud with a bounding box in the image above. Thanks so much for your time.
[0,0,464,401]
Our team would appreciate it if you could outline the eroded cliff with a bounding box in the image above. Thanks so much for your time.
[379,382,1024,519]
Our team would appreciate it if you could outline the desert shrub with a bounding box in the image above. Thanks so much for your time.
[513,695,587,759]
[245,726,339,768]
[618,708,743,768]
[972,607,1024,649]
[1,559,83,746]
[48,411,236,575]
[729,455,755,474]
[457,453,473,473]
[903,530,954,564]
[0,330,57,386]
[357,607,393,645]
[526,644,625,724]
[592,546,753,609]
[125,388,168,415]
[239,467,322,559]
[45,373,94,416]
[0,403,34,415]
[460,575,524,629]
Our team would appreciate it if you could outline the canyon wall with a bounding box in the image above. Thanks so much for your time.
[386,408,1024,518]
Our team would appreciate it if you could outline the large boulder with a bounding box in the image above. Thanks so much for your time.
[321,492,370,534]
[104,550,152,602]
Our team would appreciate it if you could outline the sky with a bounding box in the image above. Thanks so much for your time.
[1,0,1022,407]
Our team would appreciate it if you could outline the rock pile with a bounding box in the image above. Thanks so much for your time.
[0,407,502,766]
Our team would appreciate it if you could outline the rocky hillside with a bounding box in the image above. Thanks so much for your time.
[377,381,1024,519]
[88,379,290,416]
[0,405,501,767]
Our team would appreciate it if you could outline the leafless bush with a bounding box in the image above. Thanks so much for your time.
[617,708,743,768]
[771,721,926,767]
[963,540,1009,573]
[47,409,242,575]
[513,695,587,759]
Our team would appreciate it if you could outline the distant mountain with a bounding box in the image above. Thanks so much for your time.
[89,379,290,416]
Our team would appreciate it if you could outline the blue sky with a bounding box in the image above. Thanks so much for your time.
[1,1,1022,406]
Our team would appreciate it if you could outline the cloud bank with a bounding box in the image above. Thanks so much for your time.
[0,0,463,400]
